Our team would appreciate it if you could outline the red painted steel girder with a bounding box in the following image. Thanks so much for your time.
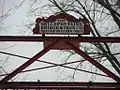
[0,36,120,42]
[0,40,59,83]
[0,36,120,88]
[0,82,120,89]
[67,41,120,82]
[0,38,120,82]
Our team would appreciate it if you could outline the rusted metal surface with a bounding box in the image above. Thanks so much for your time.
[0,36,120,42]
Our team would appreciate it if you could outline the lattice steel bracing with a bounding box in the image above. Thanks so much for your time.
[0,36,120,89]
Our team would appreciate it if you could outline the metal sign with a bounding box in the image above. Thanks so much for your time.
[33,13,91,35]
[39,19,84,34]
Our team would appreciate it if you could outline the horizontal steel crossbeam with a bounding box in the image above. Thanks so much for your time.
[0,36,120,42]
[0,82,119,89]
[0,36,120,89]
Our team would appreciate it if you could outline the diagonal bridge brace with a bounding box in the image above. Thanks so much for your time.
[67,41,120,82]
[0,38,120,83]
[0,40,58,83]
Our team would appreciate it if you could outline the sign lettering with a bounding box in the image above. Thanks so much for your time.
[39,19,84,34]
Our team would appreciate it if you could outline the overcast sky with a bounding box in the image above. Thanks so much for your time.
[0,0,117,82]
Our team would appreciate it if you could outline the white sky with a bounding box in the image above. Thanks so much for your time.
[0,0,119,82]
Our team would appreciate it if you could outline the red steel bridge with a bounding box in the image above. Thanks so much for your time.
[0,36,120,89]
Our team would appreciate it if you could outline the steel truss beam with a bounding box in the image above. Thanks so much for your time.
[67,41,120,82]
[0,82,119,89]
[0,36,120,89]
[1,39,119,82]
[0,52,109,78]
[0,36,120,42]
[0,59,109,77]
[0,40,58,82]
